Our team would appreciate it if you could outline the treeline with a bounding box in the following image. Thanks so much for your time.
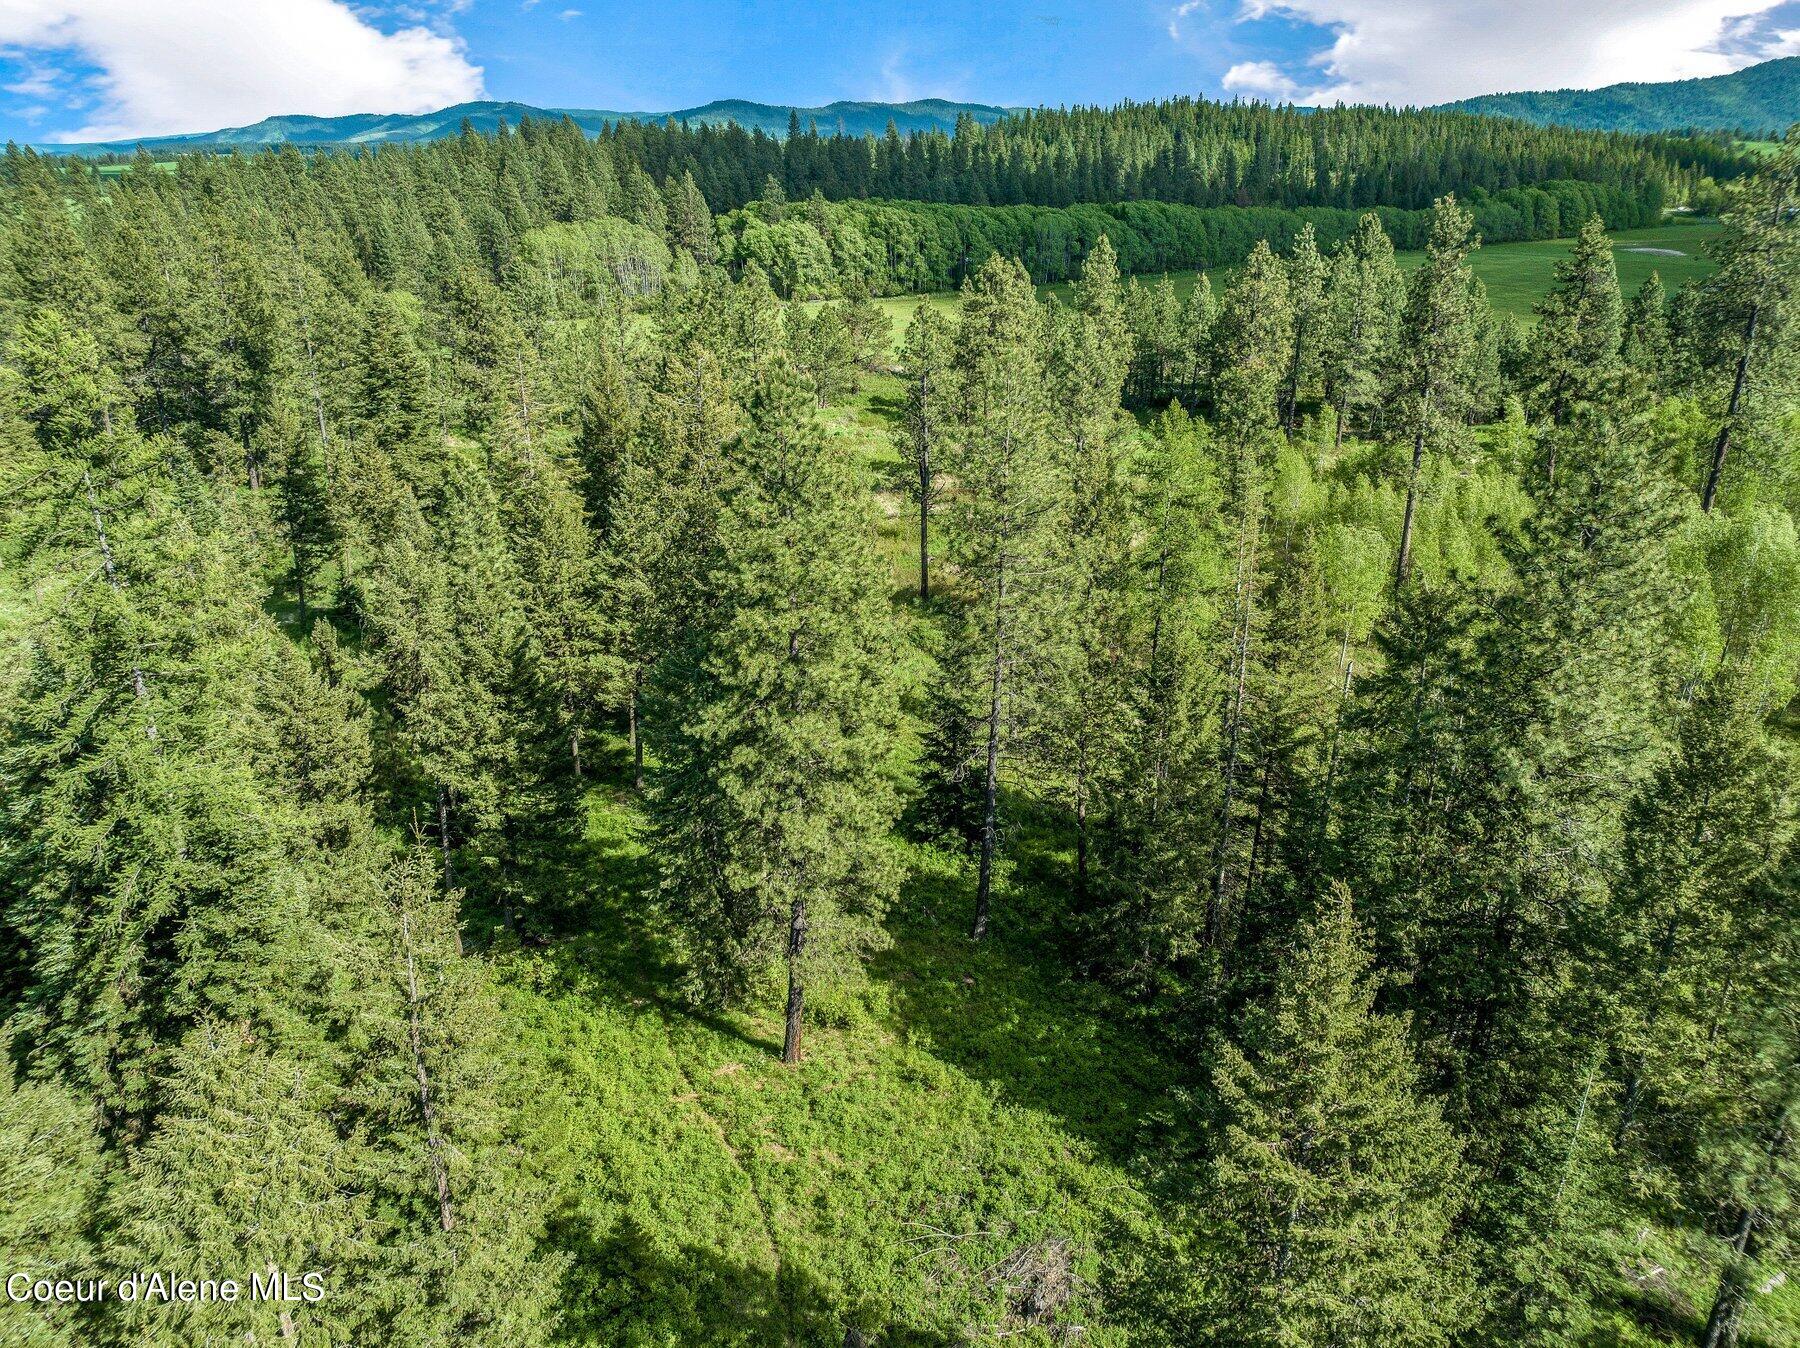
[0,115,1796,1347]
[608,97,1747,214]
[717,177,1664,295]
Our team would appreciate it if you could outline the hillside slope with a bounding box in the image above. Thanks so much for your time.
[1434,55,1800,133]
[41,97,1015,156]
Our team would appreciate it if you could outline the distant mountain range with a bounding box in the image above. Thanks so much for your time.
[39,98,1017,157]
[35,56,1800,158]
[1433,56,1800,135]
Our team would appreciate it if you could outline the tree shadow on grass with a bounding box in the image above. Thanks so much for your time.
[548,1208,960,1348]
[879,793,1203,1175]
[527,778,785,1059]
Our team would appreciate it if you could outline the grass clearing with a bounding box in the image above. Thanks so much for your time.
[502,776,1194,1346]
[874,217,1723,338]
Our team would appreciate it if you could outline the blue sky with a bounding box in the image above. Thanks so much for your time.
[3,0,1799,143]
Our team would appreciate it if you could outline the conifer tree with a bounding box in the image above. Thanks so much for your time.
[1696,129,1799,512]
[938,256,1069,940]
[1389,196,1482,587]
[651,358,899,1062]
[1622,271,1672,385]
[1207,242,1291,949]
[1321,214,1404,452]
[1049,238,1136,897]
[0,1049,99,1348]
[1279,223,1327,435]
[1087,406,1222,985]
[1529,215,1624,464]
[663,170,718,265]
[1203,886,1470,1348]
[895,300,953,600]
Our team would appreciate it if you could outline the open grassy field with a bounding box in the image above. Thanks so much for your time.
[873,217,1722,349]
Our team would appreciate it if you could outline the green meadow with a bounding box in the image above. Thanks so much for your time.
[874,216,1722,347]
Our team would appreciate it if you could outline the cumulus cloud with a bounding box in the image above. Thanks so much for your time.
[1228,0,1795,106]
[1221,59,1303,100]
[0,0,483,141]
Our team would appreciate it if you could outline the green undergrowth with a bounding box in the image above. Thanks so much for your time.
[496,776,1198,1346]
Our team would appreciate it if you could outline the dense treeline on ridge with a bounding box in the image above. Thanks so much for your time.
[607,97,1749,214]
[0,106,1797,1347]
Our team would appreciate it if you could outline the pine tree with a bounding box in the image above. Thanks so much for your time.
[1529,215,1624,465]
[651,357,900,1062]
[939,256,1069,940]
[1049,238,1136,897]
[0,1044,99,1348]
[1389,196,1482,587]
[1207,242,1291,950]
[895,300,953,601]
[1622,270,1672,384]
[1086,405,1222,986]
[1321,214,1404,452]
[1203,885,1471,1348]
[1695,128,1799,512]
[1279,223,1327,435]
[663,170,718,265]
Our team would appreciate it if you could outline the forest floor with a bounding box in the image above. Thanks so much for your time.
[871,217,1724,350]
[499,776,1198,1346]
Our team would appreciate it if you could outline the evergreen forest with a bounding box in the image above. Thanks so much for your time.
[1,104,1798,1348]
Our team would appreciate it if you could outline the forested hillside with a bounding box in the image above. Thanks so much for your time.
[1438,57,1800,136]
[50,97,1017,158]
[0,112,1797,1348]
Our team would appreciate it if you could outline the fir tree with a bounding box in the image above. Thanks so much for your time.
[1529,214,1625,466]
[1202,885,1471,1348]
[1696,128,1799,512]
[652,356,900,1061]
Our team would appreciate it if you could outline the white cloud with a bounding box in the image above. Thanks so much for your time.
[1230,0,1796,106]
[1221,59,1303,100]
[1167,1,1205,41]
[0,0,483,141]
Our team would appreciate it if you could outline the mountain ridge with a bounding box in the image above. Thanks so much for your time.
[1432,56,1800,134]
[36,97,1018,156]
[36,56,1800,157]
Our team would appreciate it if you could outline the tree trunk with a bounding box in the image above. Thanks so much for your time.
[1395,386,1432,588]
[400,905,456,1233]
[85,469,157,742]
[1700,1205,1757,1348]
[1333,392,1348,453]
[973,557,1007,942]
[629,668,644,792]
[1210,524,1256,948]
[1702,302,1759,514]
[782,897,807,1064]
[918,471,931,602]
[435,785,454,892]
